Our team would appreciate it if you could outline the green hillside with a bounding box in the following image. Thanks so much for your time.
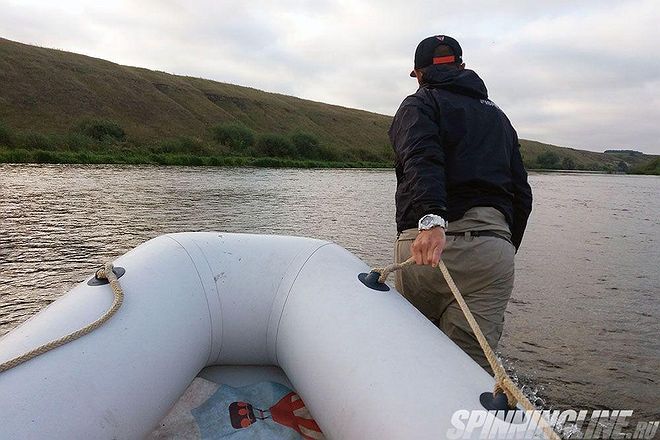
[0,37,657,172]
[0,37,390,162]
[518,140,655,173]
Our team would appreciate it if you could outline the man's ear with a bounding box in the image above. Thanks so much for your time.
[415,69,424,84]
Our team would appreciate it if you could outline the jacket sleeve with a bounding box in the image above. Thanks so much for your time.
[389,93,447,220]
[510,133,533,251]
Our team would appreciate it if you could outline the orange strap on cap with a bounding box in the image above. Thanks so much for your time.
[433,55,456,64]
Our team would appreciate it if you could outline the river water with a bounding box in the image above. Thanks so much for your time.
[1,164,658,425]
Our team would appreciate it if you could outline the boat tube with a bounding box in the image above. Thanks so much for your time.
[0,232,535,439]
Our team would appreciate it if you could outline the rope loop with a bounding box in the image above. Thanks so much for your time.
[0,262,124,373]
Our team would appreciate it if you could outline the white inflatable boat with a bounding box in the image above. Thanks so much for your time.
[0,233,534,439]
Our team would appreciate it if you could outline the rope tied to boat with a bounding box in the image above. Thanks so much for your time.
[0,263,123,373]
[373,257,561,440]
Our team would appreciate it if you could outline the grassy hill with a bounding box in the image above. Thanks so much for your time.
[0,37,657,172]
[518,140,655,173]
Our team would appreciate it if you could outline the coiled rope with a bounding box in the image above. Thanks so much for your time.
[374,257,561,440]
[0,263,124,373]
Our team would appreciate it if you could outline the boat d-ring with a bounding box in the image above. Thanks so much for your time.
[358,270,390,291]
[480,392,526,423]
[88,267,126,286]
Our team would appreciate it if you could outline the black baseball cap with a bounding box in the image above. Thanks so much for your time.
[410,35,463,77]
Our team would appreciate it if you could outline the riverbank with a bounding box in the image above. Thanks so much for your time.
[1,120,658,173]
[0,148,390,169]
[4,148,659,174]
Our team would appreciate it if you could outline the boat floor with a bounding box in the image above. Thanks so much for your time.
[149,366,300,438]
[196,365,293,389]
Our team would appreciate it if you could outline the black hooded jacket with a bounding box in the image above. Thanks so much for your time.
[389,66,532,250]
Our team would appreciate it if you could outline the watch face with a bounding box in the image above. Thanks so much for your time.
[421,215,433,227]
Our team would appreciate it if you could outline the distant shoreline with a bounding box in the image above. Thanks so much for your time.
[529,168,611,174]
[0,148,392,169]
[2,151,659,175]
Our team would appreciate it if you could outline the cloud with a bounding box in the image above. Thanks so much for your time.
[1,0,658,153]
[471,0,660,151]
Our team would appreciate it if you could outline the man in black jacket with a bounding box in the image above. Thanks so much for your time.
[390,35,532,372]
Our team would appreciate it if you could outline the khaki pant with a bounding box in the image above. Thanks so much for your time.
[394,207,515,373]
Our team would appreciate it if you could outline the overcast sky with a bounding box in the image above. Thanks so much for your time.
[2,0,659,154]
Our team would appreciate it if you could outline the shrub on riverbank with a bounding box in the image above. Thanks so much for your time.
[152,136,210,156]
[536,151,560,169]
[75,119,126,142]
[0,121,14,147]
[290,132,320,157]
[254,133,296,158]
[57,132,97,151]
[16,130,54,150]
[211,123,255,152]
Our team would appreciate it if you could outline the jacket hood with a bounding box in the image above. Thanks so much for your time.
[420,66,488,99]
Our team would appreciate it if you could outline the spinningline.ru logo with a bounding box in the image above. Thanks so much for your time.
[447,409,659,439]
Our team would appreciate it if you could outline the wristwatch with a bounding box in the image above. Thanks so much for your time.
[418,214,448,231]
